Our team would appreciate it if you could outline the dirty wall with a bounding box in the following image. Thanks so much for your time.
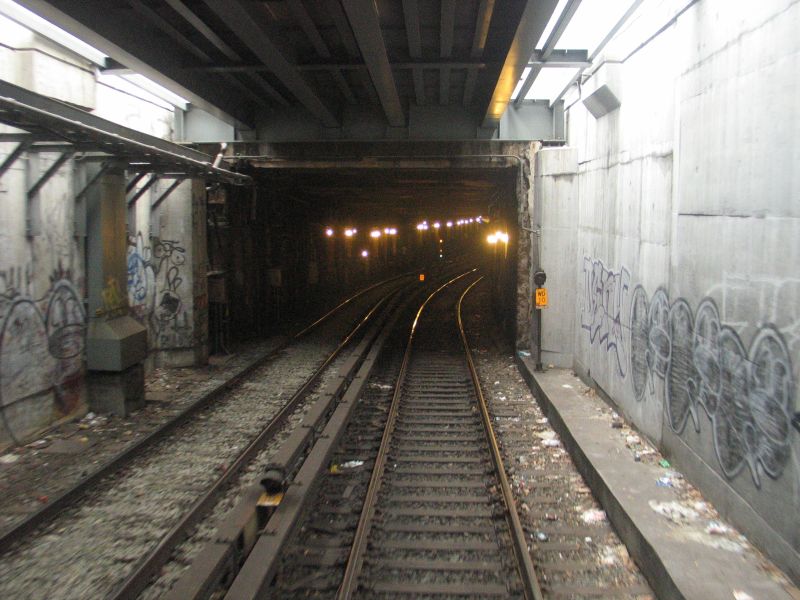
[537,0,800,582]
[0,14,205,447]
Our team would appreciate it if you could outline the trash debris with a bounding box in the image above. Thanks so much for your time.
[633,452,641,462]
[561,384,572,389]
[494,381,500,385]
[544,513,558,521]
[584,536,593,544]
[542,439,561,448]
[518,455,529,465]
[369,383,393,391]
[581,509,607,524]
[37,495,49,504]
[0,454,19,464]
[625,435,640,446]
[649,500,698,524]
[338,460,364,469]
[659,459,671,468]
[535,431,556,440]
[656,476,674,487]
[28,439,50,449]
[518,350,531,357]
[733,591,754,600]
[705,521,731,536]
[536,417,548,424]
[534,531,548,542]
[85,412,96,420]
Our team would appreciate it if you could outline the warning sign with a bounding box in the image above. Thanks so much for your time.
[535,287,548,309]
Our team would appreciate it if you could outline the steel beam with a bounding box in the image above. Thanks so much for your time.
[128,0,213,63]
[203,0,338,128]
[326,0,360,57]
[402,0,422,59]
[514,0,582,105]
[287,0,331,58]
[15,0,252,126]
[0,80,251,186]
[0,141,31,180]
[440,68,450,105]
[27,150,74,199]
[481,0,559,129]
[75,162,112,199]
[441,0,456,58]
[413,68,425,106]
[127,174,159,207]
[126,171,147,193]
[331,69,358,105]
[164,0,239,61]
[150,177,185,211]
[471,0,496,58]
[341,0,405,128]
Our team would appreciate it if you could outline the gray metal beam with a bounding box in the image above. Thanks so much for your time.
[0,141,31,180]
[151,177,185,211]
[27,150,73,199]
[471,0,496,58]
[326,0,360,57]
[15,0,252,126]
[0,80,251,186]
[203,0,339,128]
[413,68,425,105]
[441,0,456,58]
[163,0,239,61]
[341,0,405,127]
[551,0,645,106]
[127,174,159,207]
[128,0,212,63]
[481,0,559,129]
[514,0,582,105]
[287,0,331,58]
[126,171,147,193]
[330,69,358,105]
[75,161,111,200]
[402,0,422,59]
[440,67,450,105]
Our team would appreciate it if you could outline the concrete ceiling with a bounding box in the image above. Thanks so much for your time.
[15,0,560,136]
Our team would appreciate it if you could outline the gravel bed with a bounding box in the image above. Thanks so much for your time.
[462,282,653,599]
[0,283,396,600]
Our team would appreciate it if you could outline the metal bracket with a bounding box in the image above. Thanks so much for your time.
[125,171,147,193]
[126,173,159,207]
[27,151,74,199]
[150,177,185,211]
[0,141,31,181]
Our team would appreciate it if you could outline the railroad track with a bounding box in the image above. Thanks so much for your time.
[0,275,416,600]
[193,271,541,600]
[333,274,539,599]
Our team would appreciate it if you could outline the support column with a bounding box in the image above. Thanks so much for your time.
[149,178,209,367]
[85,165,147,416]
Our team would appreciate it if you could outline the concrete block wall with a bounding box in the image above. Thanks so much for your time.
[0,15,208,446]
[538,0,800,582]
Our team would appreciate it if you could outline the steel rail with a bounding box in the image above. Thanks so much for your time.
[107,283,407,600]
[336,268,478,599]
[457,276,544,600]
[0,274,410,555]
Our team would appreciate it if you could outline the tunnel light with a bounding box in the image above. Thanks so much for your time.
[386,227,397,235]
[325,227,334,237]
[487,233,498,244]
[344,228,354,237]
[446,221,453,228]
[439,239,443,243]
[370,230,381,238]
[361,249,369,257]
[433,222,440,229]
[416,222,428,231]
[476,216,483,223]
[469,218,474,223]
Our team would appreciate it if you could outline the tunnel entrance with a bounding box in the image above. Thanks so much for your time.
[202,142,531,352]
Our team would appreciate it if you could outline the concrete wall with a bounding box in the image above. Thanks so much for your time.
[535,0,800,581]
[0,13,207,446]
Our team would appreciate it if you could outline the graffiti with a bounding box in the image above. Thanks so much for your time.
[580,257,631,376]
[127,233,189,348]
[0,266,85,418]
[628,285,794,488]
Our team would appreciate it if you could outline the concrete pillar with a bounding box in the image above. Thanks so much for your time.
[533,147,579,368]
[148,178,208,367]
[85,165,147,416]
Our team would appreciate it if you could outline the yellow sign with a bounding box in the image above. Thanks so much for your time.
[535,287,548,309]
[419,274,425,282]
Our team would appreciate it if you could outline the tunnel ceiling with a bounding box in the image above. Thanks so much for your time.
[16,0,559,133]
[259,166,515,224]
